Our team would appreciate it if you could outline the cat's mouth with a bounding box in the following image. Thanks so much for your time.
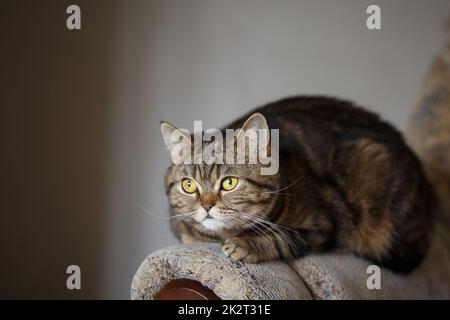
[200,216,227,231]
[194,208,231,231]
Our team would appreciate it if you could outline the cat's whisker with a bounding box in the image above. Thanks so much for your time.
[238,216,271,238]
[139,204,193,221]
[265,176,304,194]
[230,215,274,244]
[139,206,172,220]
[228,216,263,236]
[258,222,296,254]
[169,212,198,229]
[266,192,297,196]
[237,212,298,255]
[254,221,297,255]
[233,213,279,243]
[239,211,297,232]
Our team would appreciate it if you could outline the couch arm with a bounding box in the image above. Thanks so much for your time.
[131,223,450,300]
[131,242,312,300]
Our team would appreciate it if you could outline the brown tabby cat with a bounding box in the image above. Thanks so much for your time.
[160,96,434,273]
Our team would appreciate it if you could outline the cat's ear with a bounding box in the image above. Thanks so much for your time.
[241,113,269,132]
[230,113,270,165]
[160,121,192,163]
[236,113,270,145]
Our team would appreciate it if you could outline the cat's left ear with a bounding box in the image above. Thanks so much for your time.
[242,113,269,131]
[236,113,270,145]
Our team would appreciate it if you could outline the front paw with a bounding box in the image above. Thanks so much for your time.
[222,237,259,263]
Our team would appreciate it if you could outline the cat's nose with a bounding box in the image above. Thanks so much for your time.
[202,203,213,212]
[200,193,218,212]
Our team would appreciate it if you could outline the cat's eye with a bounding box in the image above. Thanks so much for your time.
[221,177,238,191]
[181,178,197,194]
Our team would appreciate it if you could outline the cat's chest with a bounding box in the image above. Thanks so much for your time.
[193,223,237,241]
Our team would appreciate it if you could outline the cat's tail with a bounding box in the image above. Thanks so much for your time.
[408,12,450,219]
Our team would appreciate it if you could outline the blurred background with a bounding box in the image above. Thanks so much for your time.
[1,0,449,299]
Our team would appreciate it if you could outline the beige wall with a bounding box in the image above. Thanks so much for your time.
[1,0,449,299]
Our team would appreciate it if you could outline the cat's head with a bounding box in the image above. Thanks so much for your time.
[160,113,280,235]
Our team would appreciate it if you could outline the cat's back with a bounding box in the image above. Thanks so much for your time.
[227,96,404,145]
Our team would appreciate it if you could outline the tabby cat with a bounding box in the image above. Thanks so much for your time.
[160,96,434,273]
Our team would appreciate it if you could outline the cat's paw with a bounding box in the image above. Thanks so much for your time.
[222,237,259,263]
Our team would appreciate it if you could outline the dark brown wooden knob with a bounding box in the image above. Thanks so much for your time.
[154,279,221,300]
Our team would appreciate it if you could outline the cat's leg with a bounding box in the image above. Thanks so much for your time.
[222,231,308,263]
[222,216,334,263]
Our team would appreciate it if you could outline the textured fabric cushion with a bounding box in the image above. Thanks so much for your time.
[131,221,450,300]
[291,222,450,299]
[131,242,312,299]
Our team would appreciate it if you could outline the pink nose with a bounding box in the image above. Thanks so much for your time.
[202,203,213,211]
[199,193,218,212]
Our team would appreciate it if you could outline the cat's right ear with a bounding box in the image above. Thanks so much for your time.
[160,121,192,164]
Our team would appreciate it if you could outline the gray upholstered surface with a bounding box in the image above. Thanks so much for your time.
[131,222,450,300]
[131,242,312,300]
[291,222,450,299]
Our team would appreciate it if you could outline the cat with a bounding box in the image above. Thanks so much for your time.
[160,96,434,273]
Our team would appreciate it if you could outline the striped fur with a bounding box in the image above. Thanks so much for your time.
[163,96,434,273]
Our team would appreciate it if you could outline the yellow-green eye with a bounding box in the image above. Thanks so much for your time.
[221,177,238,191]
[181,178,197,193]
